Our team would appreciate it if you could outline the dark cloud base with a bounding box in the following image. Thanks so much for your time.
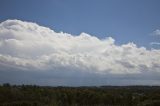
[1,68,160,86]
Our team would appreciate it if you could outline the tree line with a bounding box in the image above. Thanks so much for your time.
[0,83,160,106]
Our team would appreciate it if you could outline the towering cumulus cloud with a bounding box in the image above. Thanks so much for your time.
[0,19,160,85]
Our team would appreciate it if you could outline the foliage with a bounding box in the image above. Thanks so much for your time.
[0,84,160,106]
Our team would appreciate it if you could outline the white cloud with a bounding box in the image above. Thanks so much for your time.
[152,29,160,36]
[150,29,160,48]
[0,19,160,85]
[150,42,160,45]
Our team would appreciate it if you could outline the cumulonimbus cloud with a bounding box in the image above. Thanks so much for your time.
[0,19,160,85]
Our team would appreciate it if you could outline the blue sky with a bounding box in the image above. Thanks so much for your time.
[0,0,160,86]
[0,0,160,48]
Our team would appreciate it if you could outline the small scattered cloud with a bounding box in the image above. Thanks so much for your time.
[0,19,160,85]
[150,29,160,48]
[152,29,160,36]
[150,42,160,45]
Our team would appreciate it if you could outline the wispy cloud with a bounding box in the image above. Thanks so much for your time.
[150,42,160,45]
[0,19,160,85]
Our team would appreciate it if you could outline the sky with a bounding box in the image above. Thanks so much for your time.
[0,0,160,86]
[1,0,160,47]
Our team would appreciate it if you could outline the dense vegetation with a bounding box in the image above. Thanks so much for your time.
[0,84,160,106]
